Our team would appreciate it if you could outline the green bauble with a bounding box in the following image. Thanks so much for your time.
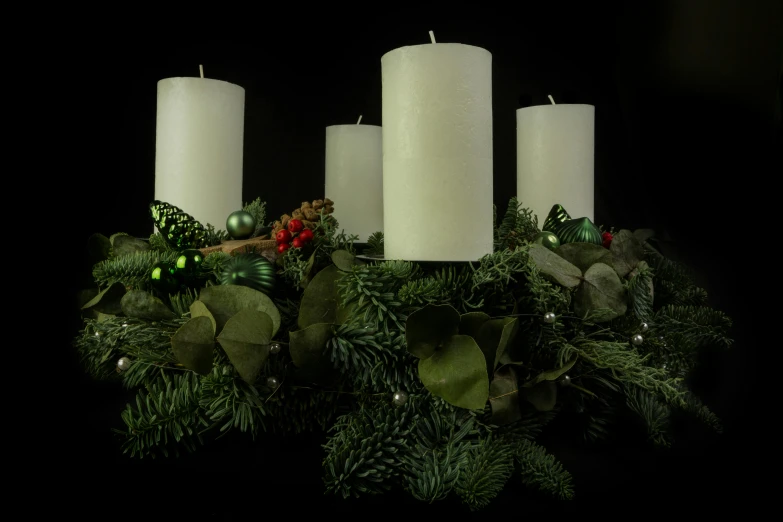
[150,261,181,296]
[554,217,602,245]
[542,204,571,232]
[149,200,209,249]
[174,249,205,278]
[532,230,561,250]
[218,253,276,295]
[226,210,256,240]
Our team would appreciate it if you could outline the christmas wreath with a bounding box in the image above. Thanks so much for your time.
[73,196,732,510]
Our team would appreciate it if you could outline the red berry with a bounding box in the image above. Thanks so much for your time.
[298,228,314,242]
[288,219,304,233]
[277,243,290,253]
[276,229,292,244]
[601,231,613,249]
[292,237,304,249]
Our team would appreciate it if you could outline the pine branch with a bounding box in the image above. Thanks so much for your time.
[680,391,723,434]
[494,197,538,251]
[514,439,574,500]
[279,246,310,288]
[243,197,267,237]
[625,386,672,448]
[653,305,733,351]
[495,409,559,441]
[627,263,654,322]
[364,231,384,256]
[455,435,515,510]
[199,366,267,436]
[92,250,180,290]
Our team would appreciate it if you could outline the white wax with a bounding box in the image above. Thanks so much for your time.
[516,104,595,225]
[325,124,383,242]
[381,43,494,262]
[154,77,245,232]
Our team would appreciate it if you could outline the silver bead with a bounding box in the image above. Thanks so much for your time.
[266,376,280,389]
[392,390,409,407]
[640,322,649,333]
[121,322,129,328]
[631,334,644,346]
[543,312,556,324]
[559,375,572,387]
[269,343,281,354]
[117,357,132,371]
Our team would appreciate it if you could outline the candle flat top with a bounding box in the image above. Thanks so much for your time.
[157,76,245,90]
[381,42,491,61]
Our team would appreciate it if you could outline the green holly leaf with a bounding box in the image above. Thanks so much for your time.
[289,322,334,368]
[216,309,273,384]
[523,358,576,387]
[610,229,645,278]
[418,334,489,410]
[489,366,521,425]
[475,317,519,374]
[555,242,613,273]
[198,285,281,337]
[171,315,215,375]
[406,304,461,359]
[573,263,627,322]
[81,281,126,315]
[528,244,582,288]
[521,381,558,411]
[189,300,216,336]
[298,265,344,329]
[120,289,176,321]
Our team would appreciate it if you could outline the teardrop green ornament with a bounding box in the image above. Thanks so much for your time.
[554,217,602,245]
[218,253,277,295]
[542,204,571,232]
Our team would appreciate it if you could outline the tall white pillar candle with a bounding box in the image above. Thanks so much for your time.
[154,77,245,232]
[516,104,595,225]
[325,123,383,242]
[381,43,493,261]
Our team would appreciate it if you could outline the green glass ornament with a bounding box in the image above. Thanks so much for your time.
[542,204,571,232]
[226,210,256,240]
[174,248,205,283]
[218,253,277,295]
[554,217,602,245]
[149,200,209,249]
[533,230,561,250]
[150,261,181,296]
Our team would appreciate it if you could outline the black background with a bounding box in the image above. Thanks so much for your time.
[54,2,781,517]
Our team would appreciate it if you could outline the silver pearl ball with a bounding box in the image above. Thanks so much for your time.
[269,343,281,354]
[559,375,572,387]
[631,334,644,346]
[266,376,280,389]
[641,322,649,333]
[117,357,131,371]
[392,390,409,407]
[543,312,556,324]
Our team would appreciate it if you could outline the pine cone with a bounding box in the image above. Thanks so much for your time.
[301,201,312,209]
[292,209,304,220]
[322,204,334,215]
[281,214,292,228]
[312,199,324,211]
[303,207,318,221]
[303,220,317,229]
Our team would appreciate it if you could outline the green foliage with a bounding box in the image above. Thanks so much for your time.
[494,197,539,251]
[92,250,179,289]
[243,197,267,237]
[200,365,267,435]
[455,435,515,510]
[625,386,671,447]
[514,438,574,500]
[364,231,384,256]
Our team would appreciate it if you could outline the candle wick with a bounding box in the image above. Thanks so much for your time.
[199,64,204,79]
[429,30,436,44]
[357,115,363,125]
[548,94,556,105]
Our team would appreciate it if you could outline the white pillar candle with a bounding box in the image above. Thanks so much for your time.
[516,103,595,225]
[154,76,245,232]
[381,42,493,261]
[325,122,383,242]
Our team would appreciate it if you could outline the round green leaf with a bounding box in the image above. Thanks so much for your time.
[475,317,519,373]
[189,300,216,336]
[610,229,644,278]
[523,358,576,387]
[111,234,151,257]
[299,252,317,289]
[489,366,521,425]
[459,312,490,339]
[528,244,582,288]
[555,242,613,273]
[406,304,461,359]
[171,315,215,375]
[298,265,343,329]
[198,284,281,337]
[120,289,176,321]
[521,381,558,411]
[216,309,274,383]
[574,263,627,322]
[331,249,358,271]
[418,334,489,410]
[289,322,334,368]
[87,233,112,264]
[81,281,126,315]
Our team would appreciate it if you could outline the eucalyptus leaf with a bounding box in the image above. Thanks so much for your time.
[528,244,582,288]
[610,229,644,278]
[574,263,627,322]
[331,249,362,271]
[406,304,461,359]
[299,252,317,289]
[189,300,216,336]
[475,317,519,374]
[111,235,151,257]
[555,243,613,273]
[459,312,490,339]
[198,284,281,337]
[87,233,112,263]
[81,282,126,315]
[289,322,334,368]
[633,229,656,244]
[521,381,558,411]
[298,265,343,329]
[171,315,215,375]
[418,334,489,410]
[121,289,176,321]
[489,366,521,425]
[523,358,576,387]
[216,309,274,384]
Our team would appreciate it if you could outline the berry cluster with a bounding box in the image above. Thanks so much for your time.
[275,219,314,253]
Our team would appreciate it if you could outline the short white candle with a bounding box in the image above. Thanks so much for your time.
[381,38,493,261]
[516,101,595,225]
[154,72,245,232]
[325,120,383,242]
